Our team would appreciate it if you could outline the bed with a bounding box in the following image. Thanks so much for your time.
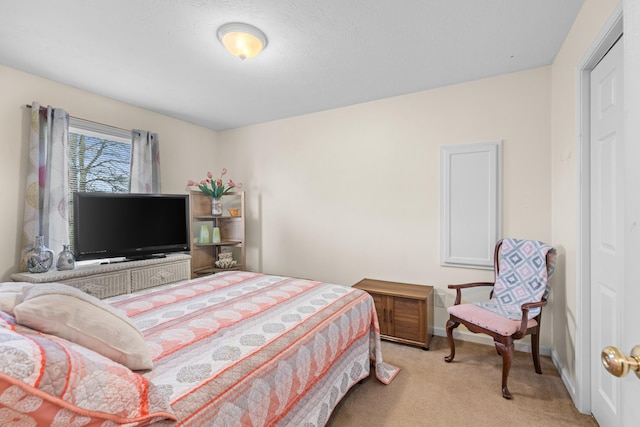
[0,270,398,426]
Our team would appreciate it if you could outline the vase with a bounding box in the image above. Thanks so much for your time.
[26,236,54,273]
[212,227,221,244]
[211,198,223,216]
[56,244,76,271]
[199,224,210,244]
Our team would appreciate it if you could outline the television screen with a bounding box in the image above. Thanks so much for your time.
[73,192,190,261]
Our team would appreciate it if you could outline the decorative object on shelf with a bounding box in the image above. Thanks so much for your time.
[215,251,237,269]
[212,199,223,216]
[187,168,243,216]
[212,227,221,244]
[228,208,240,217]
[26,236,54,273]
[56,244,76,271]
[199,224,210,244]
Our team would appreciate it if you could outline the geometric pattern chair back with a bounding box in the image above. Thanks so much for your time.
[474,238,557,320]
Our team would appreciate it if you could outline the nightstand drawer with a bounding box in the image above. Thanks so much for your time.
[131,260,190,292]
[63,271,131,299]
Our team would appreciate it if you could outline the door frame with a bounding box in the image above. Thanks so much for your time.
[575,4,623,414]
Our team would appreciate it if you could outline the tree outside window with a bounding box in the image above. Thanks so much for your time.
[68,133,130,193]
[67,119,132,249]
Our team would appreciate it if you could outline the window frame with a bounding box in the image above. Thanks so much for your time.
[67,119,133,253]
[69,117,132,144]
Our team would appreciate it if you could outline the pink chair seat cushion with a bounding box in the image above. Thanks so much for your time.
[448,303,538,336]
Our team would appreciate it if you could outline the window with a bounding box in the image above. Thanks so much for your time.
[68,118,132,193]
[68,118,132,249]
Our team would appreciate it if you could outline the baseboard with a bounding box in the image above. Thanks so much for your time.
[432,326,551,356]
[551,347,581,410]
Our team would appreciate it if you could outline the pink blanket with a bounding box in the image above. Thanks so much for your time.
[108,271,399,426]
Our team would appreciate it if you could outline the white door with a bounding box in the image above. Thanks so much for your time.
[590,36,624,427]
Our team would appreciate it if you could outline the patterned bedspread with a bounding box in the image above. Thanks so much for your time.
[107,271,399,426]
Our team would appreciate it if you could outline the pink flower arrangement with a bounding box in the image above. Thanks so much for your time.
[188,168,242,199]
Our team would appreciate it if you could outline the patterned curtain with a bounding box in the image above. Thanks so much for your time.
[20,103,70,270]
[129,130,161,193]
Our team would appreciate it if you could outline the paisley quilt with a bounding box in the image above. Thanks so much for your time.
[108,271,399,426]
[0,311,176,426]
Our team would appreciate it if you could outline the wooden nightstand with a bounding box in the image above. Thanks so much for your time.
[354,278,434,350]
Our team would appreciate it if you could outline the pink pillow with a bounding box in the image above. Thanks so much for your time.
[0,326,176,425]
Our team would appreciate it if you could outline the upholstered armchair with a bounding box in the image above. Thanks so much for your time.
[444,238,556,399]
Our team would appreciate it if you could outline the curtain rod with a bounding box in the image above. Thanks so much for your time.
[25,104,130,133]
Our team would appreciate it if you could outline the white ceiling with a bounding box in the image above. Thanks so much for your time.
[0,0,584,131]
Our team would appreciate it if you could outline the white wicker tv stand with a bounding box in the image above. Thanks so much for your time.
[11,254,191,299]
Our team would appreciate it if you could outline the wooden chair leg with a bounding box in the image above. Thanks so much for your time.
[444,319,459,363]
[495,341,514,400]
[531,331,542,374]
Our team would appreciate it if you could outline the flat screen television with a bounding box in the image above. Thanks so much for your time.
[73,192,190,262]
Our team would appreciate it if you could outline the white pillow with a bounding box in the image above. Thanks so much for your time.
[13,282,153,371]
[0,282,33,315]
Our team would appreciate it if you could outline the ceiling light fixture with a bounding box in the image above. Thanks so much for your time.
[217,22,268,60]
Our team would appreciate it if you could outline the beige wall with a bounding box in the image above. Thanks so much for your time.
[219,66,553,345]
[549,0,620,394]
[0,64,218,281]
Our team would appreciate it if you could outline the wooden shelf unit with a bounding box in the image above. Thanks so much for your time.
[189,190,245,278]
[353,278,434,350]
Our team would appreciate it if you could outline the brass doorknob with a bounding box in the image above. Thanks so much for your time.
[601,345,640,378]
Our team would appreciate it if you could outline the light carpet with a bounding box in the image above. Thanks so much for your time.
[327,336,598,426]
